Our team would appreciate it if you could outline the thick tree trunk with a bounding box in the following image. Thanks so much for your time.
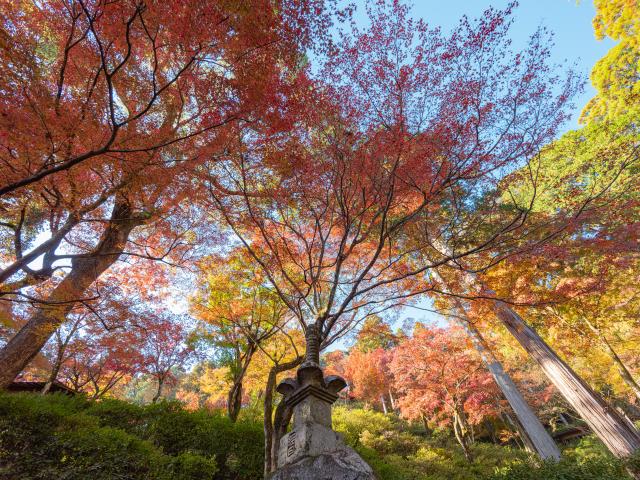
[503,411,536,453]
[435,269,562,461]
[494,301,640,462]
[452,309,561,460]
[0,197,142,389]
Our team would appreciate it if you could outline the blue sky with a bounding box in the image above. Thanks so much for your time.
[344,0,615,337]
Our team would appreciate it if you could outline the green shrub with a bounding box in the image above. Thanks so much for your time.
[163,452,218,480]
[0,393,251,480]
[486,457,630,480]
[56,426,163,480]
[333,406,394,447]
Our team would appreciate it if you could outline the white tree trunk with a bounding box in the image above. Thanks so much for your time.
[432,269,561,460]
[494,301,640,460]
[452,307,561,460]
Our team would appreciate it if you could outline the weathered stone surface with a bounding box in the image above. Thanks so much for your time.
[269,446,377,480]
[278,423,341,466]
[292,396,332,429]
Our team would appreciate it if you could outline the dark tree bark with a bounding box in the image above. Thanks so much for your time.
[152,377,165,403]
[227,343,256,422]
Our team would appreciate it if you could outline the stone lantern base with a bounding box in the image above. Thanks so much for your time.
[269,447,375,480]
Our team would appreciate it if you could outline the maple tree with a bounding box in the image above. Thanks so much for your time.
[344,347,395,414]
[0,0,335,389]
[206,1,576,378]
[352,315,398,353]
[391,326,499,461]
[57,318,143,399]
[191,249,293,421]
[134,312,194,403]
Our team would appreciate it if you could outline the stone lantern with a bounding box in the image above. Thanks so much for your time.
[269,325,376,480]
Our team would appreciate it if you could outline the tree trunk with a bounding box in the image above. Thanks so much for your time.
[434,268,562,461]
[503,411,536,453]
[228,345,255,422]
[0,197,142,389]
[263,356,303,477]
[380,395,388,414]
[389,389,396,410]
[152,377,165,403]
[42,354,63,395]
[453,407,473,462]
[452,306,561,460]
[227,380,243,422]
[494,301,640,462]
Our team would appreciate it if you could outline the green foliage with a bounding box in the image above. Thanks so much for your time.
[334,406,633,480]
[334,406,530,480]
[0,393,268,480]
[487,457,628,480]
[333,405,395,447]
[165,453,219,480]
[487,435,634,480]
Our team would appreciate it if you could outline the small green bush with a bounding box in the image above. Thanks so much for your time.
[163,452,219,480]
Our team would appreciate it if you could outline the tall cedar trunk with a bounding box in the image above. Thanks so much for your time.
[494,301,640,463]
[0,197,142,389]
[434,268,562,461]
[504,411,536,454]
[451,304,561,460]
[263,356,303,477]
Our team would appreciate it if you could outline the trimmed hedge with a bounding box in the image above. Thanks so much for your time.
[0,393,263,480]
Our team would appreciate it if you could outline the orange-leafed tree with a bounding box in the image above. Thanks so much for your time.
[344,347,395,413]
[191,249,292,422]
